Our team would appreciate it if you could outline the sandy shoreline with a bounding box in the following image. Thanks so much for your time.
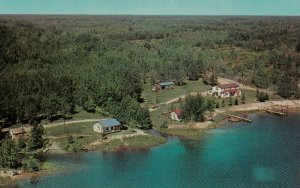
[225,100,300,112]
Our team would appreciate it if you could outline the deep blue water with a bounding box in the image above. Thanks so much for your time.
[18,113,300,188]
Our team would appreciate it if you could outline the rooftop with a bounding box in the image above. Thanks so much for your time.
[172,108,183,116]
[10,127,27,135]
[159,81,175,87]
[99,119,121,128]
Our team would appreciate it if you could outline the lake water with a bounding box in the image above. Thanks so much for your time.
[18,113,300,188]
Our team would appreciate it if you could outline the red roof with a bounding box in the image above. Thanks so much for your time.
[172,108,183,116]
[221,89,238,93]
[218,83,239,89]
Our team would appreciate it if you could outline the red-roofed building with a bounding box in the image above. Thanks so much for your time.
[170,108,183,121]
[208,83,241,98]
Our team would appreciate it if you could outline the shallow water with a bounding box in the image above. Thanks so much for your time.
[18,113,300,188]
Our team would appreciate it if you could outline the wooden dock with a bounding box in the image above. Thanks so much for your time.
[265,108,287,116]
[225,113,252,123]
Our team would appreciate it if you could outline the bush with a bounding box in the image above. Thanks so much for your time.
[65,139,83,152]
[160,121,168,129]
[234,98,239,105]
[257,91,269,102]
[22,156,41,172]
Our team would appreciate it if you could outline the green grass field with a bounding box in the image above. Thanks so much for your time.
[141,79,211,107]
[96,135,166,151]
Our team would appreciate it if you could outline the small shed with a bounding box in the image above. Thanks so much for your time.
[170,108,183,121]
[93,119,122,134]
[9,126,28,140]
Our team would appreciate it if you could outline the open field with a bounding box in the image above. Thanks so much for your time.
[141,79,211,107]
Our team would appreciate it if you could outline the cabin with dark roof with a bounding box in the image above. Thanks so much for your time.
[9,126,28,140]
[93,119,122,134]
[152,81,175,91]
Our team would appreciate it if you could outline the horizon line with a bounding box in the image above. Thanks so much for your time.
[1,13,300,17]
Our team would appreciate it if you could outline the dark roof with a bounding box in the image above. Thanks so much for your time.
[218,83,239,89]
[172,108,183,116]
[159,81,175,87]
[99,119,121,128]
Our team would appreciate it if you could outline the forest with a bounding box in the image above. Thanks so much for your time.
[0,15,300,129]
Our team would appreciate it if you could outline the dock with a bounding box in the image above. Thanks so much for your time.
[265,108,287,116]
[225,113,252,123]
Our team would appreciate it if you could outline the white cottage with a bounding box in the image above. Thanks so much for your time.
[208,83,241,98]
[170,108,183,121]
[93,119,121,134]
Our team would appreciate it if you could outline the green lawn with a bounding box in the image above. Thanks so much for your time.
[96,135,166,151]
[141,79,211,107]
[45,122,97,137]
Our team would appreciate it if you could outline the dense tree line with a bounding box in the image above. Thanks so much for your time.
[0,16,299,129]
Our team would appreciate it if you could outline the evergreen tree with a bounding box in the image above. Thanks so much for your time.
[234,98,239,105]
[221,99,225,107]
[28,121,44,150]
[216,102,219,108]
[0,139,18,168]
[241,93,246,104]
[265,92,269,100]
[277,74,295,98]
[182,94,213,122]
[228,97,233,106]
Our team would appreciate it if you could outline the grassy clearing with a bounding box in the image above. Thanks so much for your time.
[124,135,166,148]
[41,162,58,171]
[45,122,97,137]
[96,135,166,152]
[141,79,211,107]
[45,122,100,150]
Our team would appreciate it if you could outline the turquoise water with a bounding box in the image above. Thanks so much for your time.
[18,113,300,188]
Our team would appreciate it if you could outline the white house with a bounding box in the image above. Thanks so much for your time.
[93,119,122,134]
[170,108,183,121]
[208,83,241,98]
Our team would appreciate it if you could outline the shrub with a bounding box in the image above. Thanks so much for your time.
[22,156,41,172]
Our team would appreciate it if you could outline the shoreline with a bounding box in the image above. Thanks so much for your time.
[3,100,300,186]
[157,99,300,138]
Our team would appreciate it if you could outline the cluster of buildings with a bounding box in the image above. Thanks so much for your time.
[208,83,241,98]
